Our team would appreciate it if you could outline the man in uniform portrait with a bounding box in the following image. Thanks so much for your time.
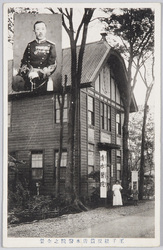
[17,21,57,91]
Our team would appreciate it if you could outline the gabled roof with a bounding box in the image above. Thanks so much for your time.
[62,40,111,85]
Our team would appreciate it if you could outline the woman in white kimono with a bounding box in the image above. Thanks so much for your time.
[112,180,123,206]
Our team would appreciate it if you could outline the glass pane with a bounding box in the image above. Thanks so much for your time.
[108,106,111,119]
[55,151,67,167]
[56,97,60,109]
[117,170,121,180]
[64,94,67,108]
[88,152,94,165]
[32,154,43,168]
[111,78,115,101]
[88,166,94,174]
[116,113,120,122]
[116,86,120,104]
[117,163,121,170]
[63,109,68,122]
[95,75,100,92]
[101,102,104,114]
[56,110,60,123]
[117,150,121,157]
[88,111,92,125]
[88,144,94,151]
[88,96,93,111]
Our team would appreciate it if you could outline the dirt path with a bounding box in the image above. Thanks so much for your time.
[8,200,154,238]
[69,208,154,238]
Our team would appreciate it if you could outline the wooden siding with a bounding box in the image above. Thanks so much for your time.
[8,94,68,195]
[80,91,88,196]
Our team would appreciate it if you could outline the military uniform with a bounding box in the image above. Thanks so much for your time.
[19,39,57,91]
[21,39,56,69]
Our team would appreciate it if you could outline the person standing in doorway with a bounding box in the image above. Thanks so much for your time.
[112,180,123,206]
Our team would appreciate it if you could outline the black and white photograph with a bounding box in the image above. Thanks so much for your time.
[3,2,161,248]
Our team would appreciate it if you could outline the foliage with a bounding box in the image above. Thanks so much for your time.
[128,106,154,173]
[101,8,154,63]
[8,195,63,224]
[8,180,30,211]
[8,7,39,44]
[100,8,154,191]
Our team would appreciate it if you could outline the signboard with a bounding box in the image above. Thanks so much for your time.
[100,151,107,198]
[131,171,138,189]
[12,13,62,93]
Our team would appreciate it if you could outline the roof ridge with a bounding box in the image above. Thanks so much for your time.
[63,40,111,51]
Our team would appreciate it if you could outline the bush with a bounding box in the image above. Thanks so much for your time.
[8,194,67,224]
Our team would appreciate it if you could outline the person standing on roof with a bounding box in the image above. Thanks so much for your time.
[19,21,57,91]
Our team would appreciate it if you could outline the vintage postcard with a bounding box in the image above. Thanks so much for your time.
[3,2,161,248]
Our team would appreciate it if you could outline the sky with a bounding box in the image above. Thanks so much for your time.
[7,5,158,107]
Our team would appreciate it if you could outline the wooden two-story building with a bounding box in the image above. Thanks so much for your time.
[8,37,137,200]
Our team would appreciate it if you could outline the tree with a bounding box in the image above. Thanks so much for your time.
[138,54,154,199]
[101,8,154,192]
[8,7,38,44]
[129,108,154,172]
[48,8,95,208]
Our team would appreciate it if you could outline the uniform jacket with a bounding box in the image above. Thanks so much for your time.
[21,39,56,70]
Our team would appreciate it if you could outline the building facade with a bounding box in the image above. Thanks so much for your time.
[8,39,137,200]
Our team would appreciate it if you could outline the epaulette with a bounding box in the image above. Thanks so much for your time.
[47,40,56,46]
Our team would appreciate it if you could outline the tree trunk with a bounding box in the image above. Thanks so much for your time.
[139,83,153,200]
[56,92,65,198]
[139,104,147,200]
[122,105,130,191]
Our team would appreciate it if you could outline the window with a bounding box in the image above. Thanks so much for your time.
[31,151,43,180]
[111,77,116,101]
[116,150,121,181]
[107,106,111,131]
[116,112,121,135]
[55,150,67,179]
[55,94,68,123]
[8,102,11,127]
[95,75,100,93]
[88,96,94,126]
[101,102,104,129]
[116,85,120,104]
[88,144,94,175]
[101,102,111,131]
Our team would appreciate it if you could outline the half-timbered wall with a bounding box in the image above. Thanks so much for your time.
[80,62,124,198]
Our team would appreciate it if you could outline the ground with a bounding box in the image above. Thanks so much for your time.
[8,200,154,238]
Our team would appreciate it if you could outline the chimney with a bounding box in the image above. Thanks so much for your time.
[100,32,107,41]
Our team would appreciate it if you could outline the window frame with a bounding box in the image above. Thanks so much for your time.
[116,150,121,181]
[55,94,68,124]
[116,112,121,135]
[54,149,67,180]
[31,150,44,181]
[88,95,95,126]
[101,102,111,132]
[88,143,94,176]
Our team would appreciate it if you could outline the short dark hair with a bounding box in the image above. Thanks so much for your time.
[33,21,46,30]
